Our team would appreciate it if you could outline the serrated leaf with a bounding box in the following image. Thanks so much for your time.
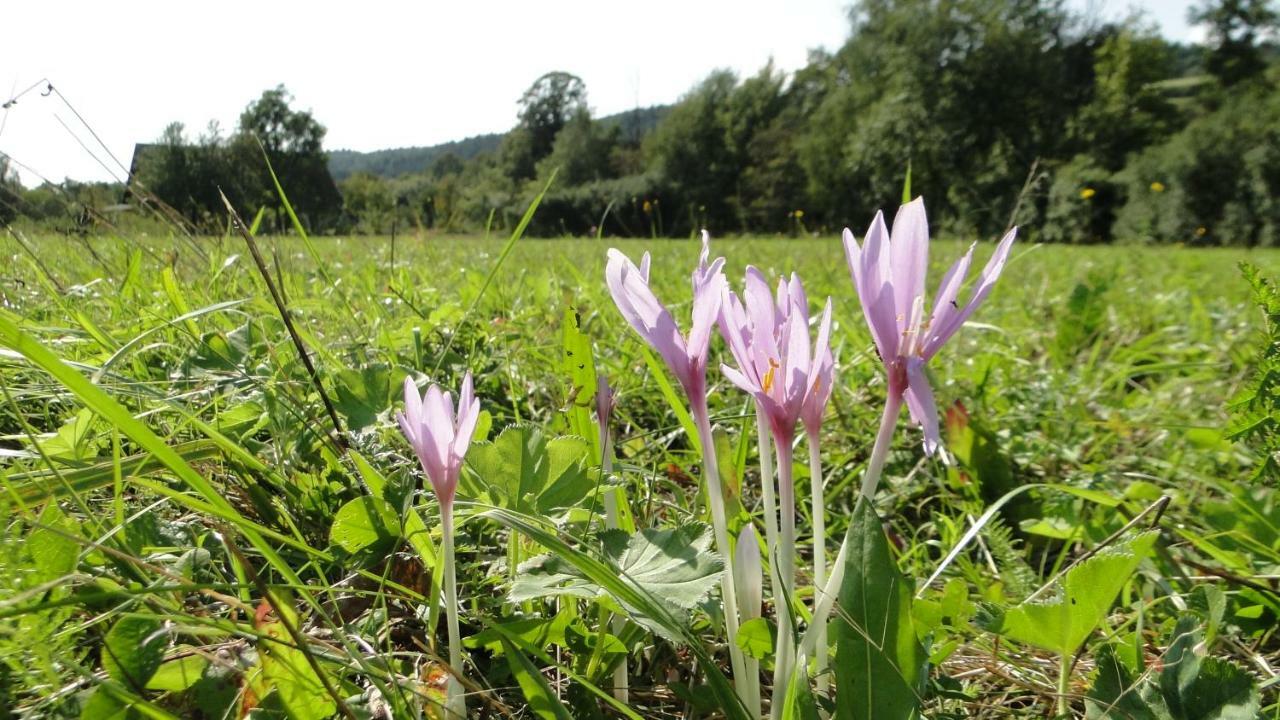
[994,532,1156,655]
[510,525,723,639]
[1161,615,1261,720]
[332,363,407,432]
[462,425,593,514]
[1086,644,1157,720]
[833,500,926,720]
[102,614,165,688]
[329,496,401,555]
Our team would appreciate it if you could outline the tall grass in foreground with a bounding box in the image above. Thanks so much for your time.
[0,224,1276,719]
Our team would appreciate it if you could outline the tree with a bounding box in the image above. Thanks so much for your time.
[0,153,24,224]
[536,108,620,185]
[518,72,587,162]
[236,85,341,230]
[1190,0,1279,86]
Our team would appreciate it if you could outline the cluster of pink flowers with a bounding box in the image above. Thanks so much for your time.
[395,197,1017,716]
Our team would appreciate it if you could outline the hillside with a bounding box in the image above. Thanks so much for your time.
[328,104,669,180]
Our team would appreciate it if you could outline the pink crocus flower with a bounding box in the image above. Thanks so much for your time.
[800,345,834,436]
[396,372,481,513]
[719,268,833,444]
[843,197,1016,454]
[604,235,727,402]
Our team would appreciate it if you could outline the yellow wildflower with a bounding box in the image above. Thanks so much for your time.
[1150,181,1165,193]
[1080,187,1096,200]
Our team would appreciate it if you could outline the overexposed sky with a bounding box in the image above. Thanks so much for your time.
[2,0,1201,187]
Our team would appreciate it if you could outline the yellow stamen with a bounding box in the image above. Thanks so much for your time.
[762,358,780,394]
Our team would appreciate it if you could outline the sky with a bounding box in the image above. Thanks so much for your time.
[2,0,1202,188]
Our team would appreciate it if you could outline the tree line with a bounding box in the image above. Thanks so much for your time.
[4,0,1279,245]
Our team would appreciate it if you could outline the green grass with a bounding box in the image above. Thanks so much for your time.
[1,232,1277,718]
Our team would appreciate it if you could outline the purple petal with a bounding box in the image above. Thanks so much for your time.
[926,227,1017,356]
[606,248,690,382]
[800,347,834,434]
[687,264,726,373]
[423,385,455,460]
[922,244,975,358]
[743,267,781,360]
[720,362,760,395]
[889,198,930,328]
[903,358,941,455]
[457,372,474,416]
[453,395,480,461]
[844,219,899,361]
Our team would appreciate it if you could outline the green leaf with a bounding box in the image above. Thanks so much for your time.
[511,525,723,637]
[780,655,821,720]
[145,654,209,693]
[833,500,926,720]
[103,615,165,688]
[1086,644,1157,720]
[478,505,749,720]
[332,363,407,432]
[252,618,336,720]
[736,616,775,660]
[329,496,401,555]
[992,532,1156,655]
[561,305,600,460]
[462,425,593,514]
[1160,616,1260,720]
[500,636,575,720]
[29,504,80,584]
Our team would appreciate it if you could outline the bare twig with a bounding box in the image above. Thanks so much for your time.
[219,189,346,451]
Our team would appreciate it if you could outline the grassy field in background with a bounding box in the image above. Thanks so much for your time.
[1,233,1277,718]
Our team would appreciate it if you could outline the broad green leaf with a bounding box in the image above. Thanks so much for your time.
[736,616,775,660]
[146,654,208,692]
[500,636,575,720]
[332,363,406,432]
[29,504,80,583]
[1086,644,1157,720]
[478,505,749,720]
[329,496,401,555]
[833,500,926,720]
[252,619,336,720]
[462,425,593,514]
[992,532,1156,655]
[1161,616,1260,720]
[511,525,723,636]
[103,614,165,688]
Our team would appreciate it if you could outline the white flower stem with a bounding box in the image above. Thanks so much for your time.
[771,433,798,720]
[753,403,787,720]
[601,432,630,704]
[799,394,902,661]
[858,393,902,501]
[806,428,829,700]
[440,504,465,719]
[692,399,750,709]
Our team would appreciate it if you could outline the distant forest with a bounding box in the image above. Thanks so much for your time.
[4,0,1280,245]
[327,106,670,181]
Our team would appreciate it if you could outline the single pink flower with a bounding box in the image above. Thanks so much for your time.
[397,372,480,512]
[720,268,832,444]
[605,234,727,402]
[843,197,1016,454]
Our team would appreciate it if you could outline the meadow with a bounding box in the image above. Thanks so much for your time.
[0,227,1277,719]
